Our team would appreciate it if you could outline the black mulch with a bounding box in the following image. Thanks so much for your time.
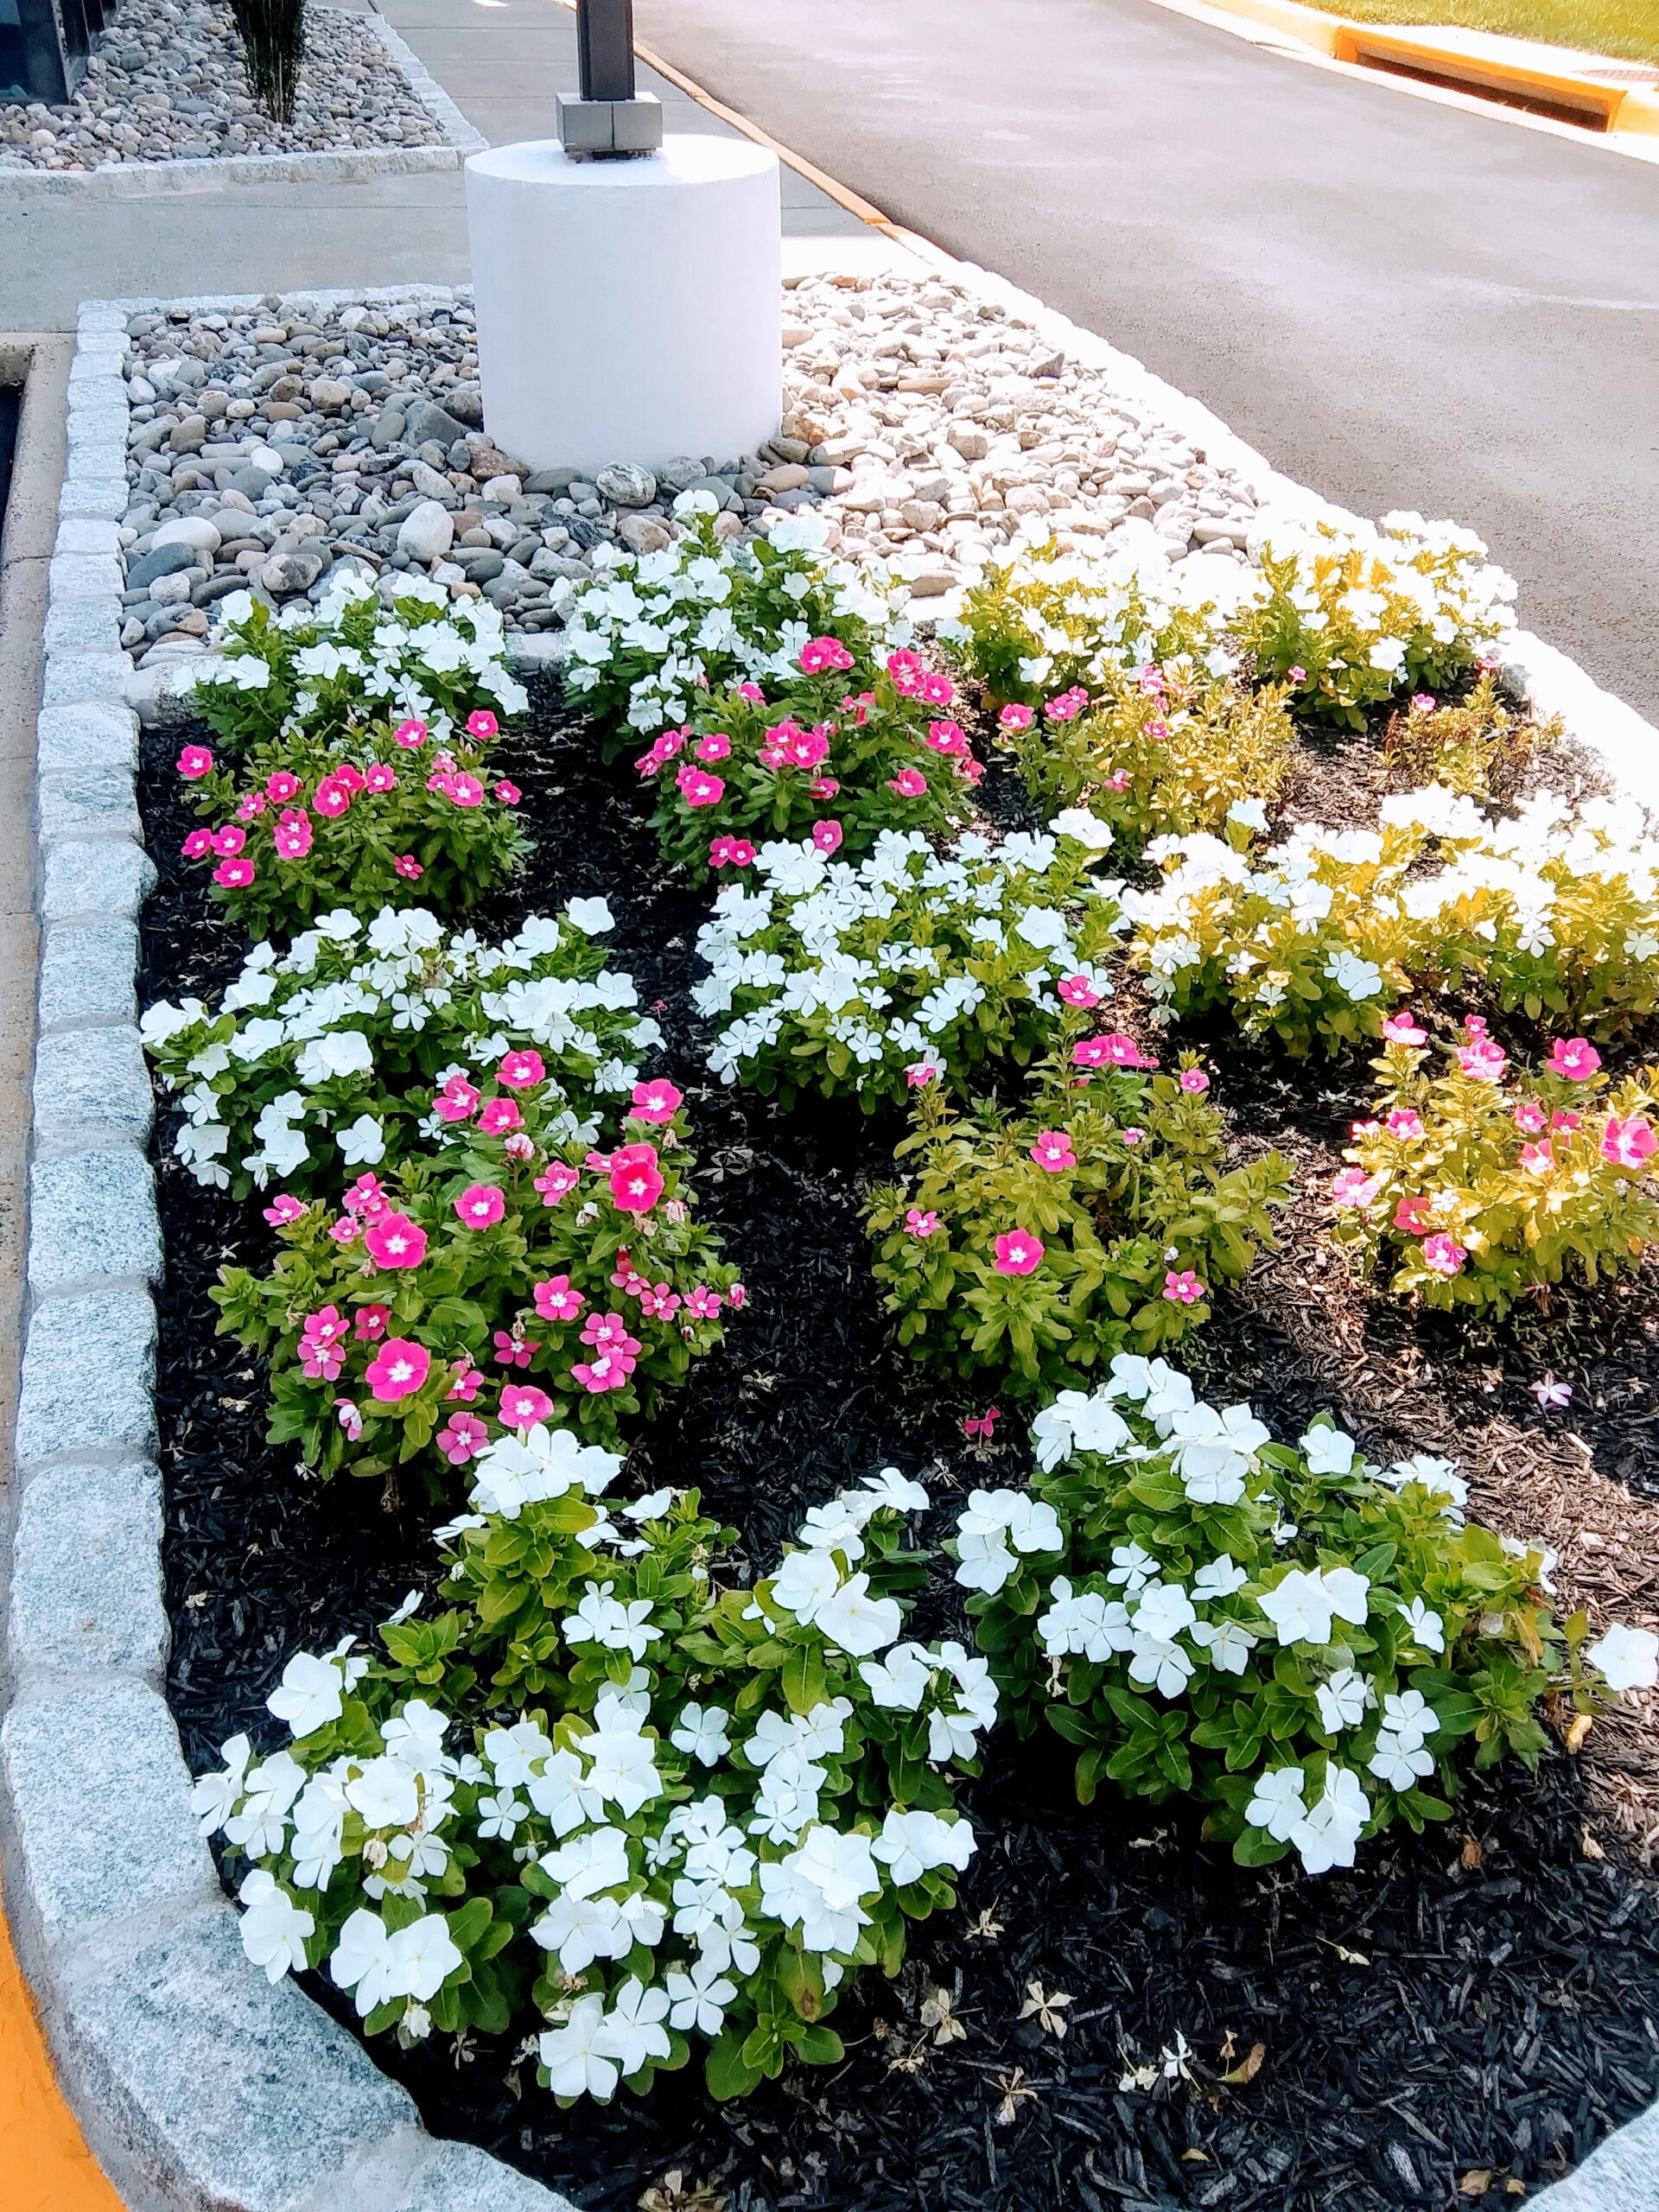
[138,693,1659,2212]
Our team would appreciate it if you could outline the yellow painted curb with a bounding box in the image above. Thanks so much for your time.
[0,1878,124,2212]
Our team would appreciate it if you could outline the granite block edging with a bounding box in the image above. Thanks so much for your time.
[0,293,578,2212]
[0,9,486,208]
[7,280,1659,2212]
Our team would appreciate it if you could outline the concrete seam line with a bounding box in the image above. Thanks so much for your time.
[8,261,1656,2210]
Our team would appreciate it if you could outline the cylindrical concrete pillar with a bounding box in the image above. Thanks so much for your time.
[465,136,782,476]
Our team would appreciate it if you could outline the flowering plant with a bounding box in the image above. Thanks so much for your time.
[210,1088,739,1472]
[1381,673,1546,801]
[193,1427,992,2101]
[190,569,527,753]
[1230,514,1516,728]
[171,712,528,933]
[957,1366,1654,1871]
[141,902,655,1198]
[560,507,906,738]
[693,823,1124,1107]
[1001,664,1295,858]
[947,528,1236,709]
[637,645,981,883]
[1329,1018,1659,1312]
[866,1042,1290,1391]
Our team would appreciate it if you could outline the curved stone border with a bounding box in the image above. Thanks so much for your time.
[5,278,1657,2211]
[0,9,486,207]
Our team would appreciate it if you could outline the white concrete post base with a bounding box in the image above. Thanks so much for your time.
[465,136,783,476]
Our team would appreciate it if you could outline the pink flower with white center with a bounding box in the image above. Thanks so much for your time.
[905,1207,939,1236]
[263,1193,306,1226]
[1457,1038,1508,1082]
[393,719,429,749]
[920,671,954,706]
[272,810,313,860]
[302,1304,348,1350]
[611,1255,649,1296]
[639,1282,682,1319]
[237,792,267,821]
[808,777,842,801]
[925,719,968,757]
[467,709,499,740]
[479,1096,522,1135]
[534,1162,580,1205]
[637,731,685,779]
[801,636,855,674]
[503,1132,534,1161]
[841,690,875,726]
[1386,1109,1423,1140]
[609,1142,664,1214]
[1382,1012,1428,1046]
[212,823,246,857]
[335,1399,364,1442]
[436,1411,487,1465]
[1514,1100,1548,1134]
[1603,1115,1658,1169]
[448,773,485,808]
[998,703,1034,732]
[344,1173,385,1217]
[1029,1130,1077,1173]
[963,1406,1001,1440]
[446,1363,483,1403]
[994,1230,1044,1276]
[495,780,521,804]
[1146,720,1170,743]
[1394,1194,1432,1235]
[572,1352,632,1394]
[776,723,830,772]
[905,1062,938,1088]
[433,1076,480,1124]
[493,1328,538,1369]
[334,763,365,794]
[1074,1032,1152,1071]
[1121,1126,1145,1147]
[313,778,353,819]
[1179,1068,1210,1095]
[728,1282,747,1311]
[887,768,928,797]
[181,830,213,859]
[365,763,397,794]
[267,770,302,802]
[887,650,925,696]
[177,745,213,779]
[498,1050,545,1090]
[1550,1038,1602,1081]
[1330,1166,1382,1209]
[363,1211,427,1269]
[1287,664,1308,685]
[957,754,986,786]
[365,1338,430,1402]
[455,1184,505,1230]
[629,1077,683,1124]
[1552,1109,1582,1135]
[499,1381,556,1427]
[353,1304,390,1342]
[534,1276,586,1324]
[1057,976,1102,1008]
[582,1313,641,1355]
[213,857,256,888]
[301,1339,344,1381]
[394,855,423,880]
[677,765,725,808]
[709,836,755,868]
[1046,687,1089,722]
[1518,1140,1555,1173]
[327,1216,360,1246]
[686,1284,724,1319]
[1164,1269,1205,1306]
[695,733,731,763]
[1421,1233,1467,1276]
[811,819,844,855]
[1530,1375,1573,1410]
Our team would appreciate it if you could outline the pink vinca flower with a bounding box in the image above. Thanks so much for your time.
[493,1329,538,1370]
[328,1215,360,1247]
[365,1338,430,1401]
[994,1230,1045,1276]
[181,830,213,859]
[800,636,855,674]
[709,836,755,868]
[495,780,521,804]
[479,1097,522,1135]
[454,1184,505,1230]
[212,824,245,857]
[500,1382,555,1429]
[1382,1012,1428,1046]
[1330,1167,1382,1210]
[1074,1032,1152,1071]
[1550,1038,1602,1081]
[1457,1038,1508,1082]
[534,1162,580,1205]
[1029,1130,1077,1173]
[394,855,423,880]
[446,1363,483,1403]
[394,719,429,749]
[696,734,731,763]
[925,720,968,758]
[812,819,843,855]
[1603,1115,1658,1170]
[609,1143,664,1214]
[363,1211,427,1269]
[1385,1109,1424,1141]
[1046,687,1089,722]
[436,1412,487,1465]
[1179,1068,1210,1095]
[177,745,214,779]
[629,1077,683,1124]
[1517,1140,1554,1173]
[572,1352,632,1395]
[639,1282,682,1319]
[364,763,397,795]
[353,1304,390,1342]
[313,778,353,819]
[267,770,302,802]
[905,1208,939,1236]
[236,792,267,822]
[448,774,485,809]
[1421,1234,1467,1277]
[1514,1100,1548,1134]
[213,857,256,888]
[433,1076,480,1124]
[499,1049,545,1090]
[273,810,313,860]
[686,1285,724,1319]
[1058,976,1102,1009]
[534,1276,586,1323]
[998,703,1034,732]
[677,765,725,809]
[467,709,499,741]
[1164,1270,1205,1306]
[887,649,925,696]
[1393,1194,1433,1236]
[263,1193,306,1226]
[887,768,928,798]
[335,1400,364,1443]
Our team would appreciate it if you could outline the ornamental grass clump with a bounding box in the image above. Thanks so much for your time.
[693,820,1125,1108]
[212,1080,740,1475]
[230,0,307,124]
[956,1366,1656,1872]
[1230,513,1516,728]
[1381,673,1546,801]
[561,505,906,739]
[193,1431,992,2101]
[866,1039,1290,1391]
[171,709,528,934]
[1329,1015,1659,1313]
[142,901,654,1198]
[637,643,983,884]
[999,664,1296,858]
[192,572,527,754]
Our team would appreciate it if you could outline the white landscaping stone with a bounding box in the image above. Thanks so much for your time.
[391,2140,579,2211]
[36,700,140,777]
[14,1286,156,1466]
[38,918,141,1033]
[33,1025,153,1145]
[38,766,143,842]
[6,1462,167,1682]
[41,837,156,923]
[28,1150,161,1292]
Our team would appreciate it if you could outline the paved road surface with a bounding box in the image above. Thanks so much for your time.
[636,0,1659,723]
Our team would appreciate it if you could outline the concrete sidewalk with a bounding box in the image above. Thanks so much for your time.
[0,0,872,331]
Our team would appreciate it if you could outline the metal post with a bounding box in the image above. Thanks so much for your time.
[3,0,92,104]
[558,0,662,156]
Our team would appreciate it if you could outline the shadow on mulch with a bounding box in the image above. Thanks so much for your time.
[138,690,1659,2212]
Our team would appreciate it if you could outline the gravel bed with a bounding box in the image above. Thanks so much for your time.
[0,0,446,172]
[114,273,1265,665]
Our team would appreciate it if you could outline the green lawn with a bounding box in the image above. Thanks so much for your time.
[1332,0,1659,69]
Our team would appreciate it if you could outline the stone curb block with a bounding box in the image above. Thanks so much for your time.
[7,1462,168,1681]
[28,1150,162,1292]
[38,919,141,1033]
[15,1285,157,1466]
[41,838,156,924]
[33,1025,156,1147]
